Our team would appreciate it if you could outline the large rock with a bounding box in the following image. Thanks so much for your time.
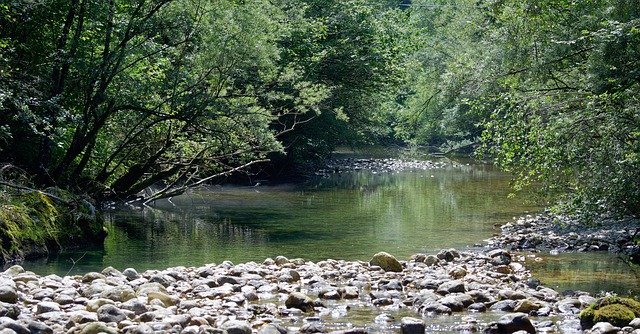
[0,287,17,304]
[401,317,425,334]
[369,252,403,272]
[496,313,535,334]
[222,320,252,334]
[96,304,127,323]
[285,292,315,312]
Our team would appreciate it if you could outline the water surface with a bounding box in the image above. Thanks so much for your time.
[21,155,639,297]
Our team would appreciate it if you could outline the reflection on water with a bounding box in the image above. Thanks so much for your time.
[19,154,639,297]
[525,252,640,297]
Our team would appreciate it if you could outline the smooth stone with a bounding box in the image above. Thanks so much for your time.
[513,299,541,313]
[27,321,52,334]
[424,255,439,266]
[86,298,114,312]
[123,268,140,280]
[67,310,99,324]
[300,322,326,333]
[78,322,118,334]
[285,292,315,312]
[274,256,290,266]
[438,295,464,312]
[630,318,640,329]
[467,303,487,312]
[437,280,465,294]
[0,288,17,304]
[126,324,154,334]
[591,322,619,334]
[96,304,127,323]
[0,305,20,319]
[146,291,179,307]
[258,324,287,334]
[100,285,136,302]
[496,313,535,334]
[81,272,106,283]
[401,317,425,334]
[420,301,452,315]
[490,300,517,312]
[222,320,252,334]
[35,301,60,314]
[0,318,29,334]
[122,299,148,315]
[369,252,403,272]
[3,265,24,277]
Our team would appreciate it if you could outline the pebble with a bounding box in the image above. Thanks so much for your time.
[0,247,619,333]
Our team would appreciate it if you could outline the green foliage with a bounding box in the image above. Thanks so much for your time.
[399,0,640,217]
[0,0,412,197]
[580,296,640,328]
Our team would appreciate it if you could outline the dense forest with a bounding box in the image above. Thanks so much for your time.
[1,0,638,217]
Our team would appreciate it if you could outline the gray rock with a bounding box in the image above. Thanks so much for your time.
[300,322,326,333]
[81,272,106,283]
[78,322,118,334]
[490,300,517,312]
[496,313,535,334]
[126,324,154,334]
[424,255,439,266]
[121,298,147,315]
[630,318,640,329]
[467,302,487,312]
[437,280,465,294]
[401,317,425,334]
[274,256,290,266]
[35,301,60,314]
[0,328,17,334]
[513,299,541,313]
[100,285,135,302]
[258,324,288,334]
[591,322,619,334]
[0,304,19,319]
[222,320,252,334]
[27,321,52,334]
[67,310,99,324]
[0,288,17,304]
[420,301,452,315]
[438,295,464,312]
[96,304,127,323]
[0,318,28,334]
[369,252,403,272]
[285,292,315,312]
[3,265,24,277]
[123,268,140,280]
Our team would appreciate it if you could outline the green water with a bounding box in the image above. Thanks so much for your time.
[20,155,639,296]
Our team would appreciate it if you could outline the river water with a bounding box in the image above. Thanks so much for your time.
[22,153,639,296]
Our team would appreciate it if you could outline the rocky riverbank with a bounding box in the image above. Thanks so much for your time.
[485,214,640,262]
[2,249,638,334]
[314,158,448,177]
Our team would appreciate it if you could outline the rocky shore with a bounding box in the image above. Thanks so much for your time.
[314,158,447,176]
[2,249,638,334]
[485,214,640,262]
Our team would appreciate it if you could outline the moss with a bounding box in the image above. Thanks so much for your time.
[580,296,640,329]
[593,304,636,327]
[0,187,107,264]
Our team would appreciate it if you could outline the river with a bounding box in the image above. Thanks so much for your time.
[22,151,639,297]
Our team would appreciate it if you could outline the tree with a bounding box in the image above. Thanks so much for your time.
[0,0,330,203]
[403,0,639,216]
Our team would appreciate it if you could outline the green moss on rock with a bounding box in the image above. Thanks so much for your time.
[580,296,640,329]
[0,187,107,264]
[593,304,635,327]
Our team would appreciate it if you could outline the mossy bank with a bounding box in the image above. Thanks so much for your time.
[0,185,107,265]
